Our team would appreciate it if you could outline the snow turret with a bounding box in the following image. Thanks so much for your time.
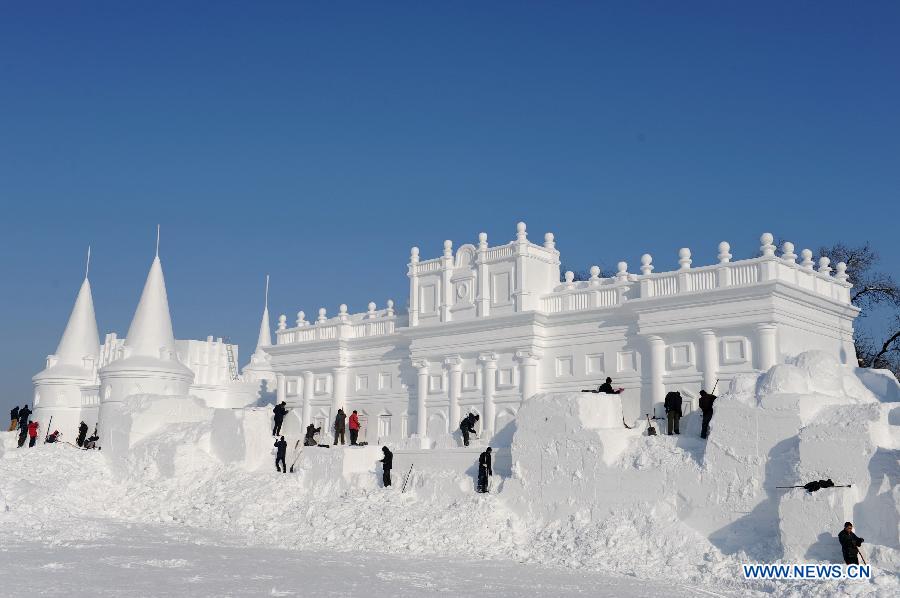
[242,275,276,399]
[32,248,102,433]
[98,234,194,402]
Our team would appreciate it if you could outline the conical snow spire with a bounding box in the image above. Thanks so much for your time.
[255,275,272,350]
[125,247,177,359]
[54,254,100,365]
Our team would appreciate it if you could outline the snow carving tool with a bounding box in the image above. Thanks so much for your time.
[289,439,302,473]
[43,416,53,443]
[645,413,657,436]
[858,547,867,565]
[401,464,415,493]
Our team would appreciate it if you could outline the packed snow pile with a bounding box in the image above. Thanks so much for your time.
[2,351,898,597]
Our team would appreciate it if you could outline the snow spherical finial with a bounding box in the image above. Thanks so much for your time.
[478,232,488,248]
[296,311,307,326]
[317,307,327,323]
[339,303,348,314]
[781,241,797,263]
[367,302,377,318]
[817,256,832,275]
[386,299,395,316]
[278,314,287,330]
[835,261,849,282]
[516,221,527,241]
[616,261,628,280]
[544,232,555,249]
[443,239,453,257]
[640,253,654,275]
[760,233,775,257]
[800,249,814,271]
[564,270,575,284]
[717,241,732,264]
[589,265,600,280]
[678,247,692,270]
[410,246,420,263]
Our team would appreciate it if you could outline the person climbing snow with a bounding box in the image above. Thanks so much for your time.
[27,421,39,447]
[477,447,493,493]
[333,408,346,445]
[9,405,18,431]
[304,423,321,446]
[838,522,864,565]
[348,410,360,446]
[379,446,393,487]
[76,421,89,447]
[46,430,60,444]
[597,377,623,394]
[272,402,288,437]
[17,424,27,448]
[274,436,288,473]
[459,412,480,447]
[698,389,717,439]
[84,429,100,450]
[18,404,31,431]
[664,391,682,435]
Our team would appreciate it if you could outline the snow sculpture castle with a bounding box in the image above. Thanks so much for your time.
[32,223,858,448]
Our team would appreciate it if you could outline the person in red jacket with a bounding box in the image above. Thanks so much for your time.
[348,410,361,446]
[27,421,39,447]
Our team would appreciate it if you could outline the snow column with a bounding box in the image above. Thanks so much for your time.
[646,335,665,414]
[445,356,462,433]
[332,367,348,419]
[413,359,428,439]
[408,247,420,327]
[480,352,497,437]
[301,370,313,429]
[276,374,286,405]
[699,329,718,393]
[756,324,778,371]
[440,240,453,322]
[516,349,542,401]
[476,233,490,317]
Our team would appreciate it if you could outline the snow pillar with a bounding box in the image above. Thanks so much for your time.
[440,240,453,322]
[476,233,490,317]
[332,366,348,418]
[647,335,665,415]
[276,373,286,405]
[413,359,429,437]
[445,356,462,433]
[512,222,531,311]
[516,349,542,401]
[480,352,498,437]
[301,370,313,429]
[699,329,718,392]
[756,324,778,371]
[408,247,420,327]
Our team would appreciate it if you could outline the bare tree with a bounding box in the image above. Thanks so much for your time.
[818,242,900,376]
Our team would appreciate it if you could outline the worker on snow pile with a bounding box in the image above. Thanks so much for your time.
[459,412,480,447]
[348,410,360,446]
[274,436,288,473]
[838,522,865,565]
[18,404,31,431]
[9,405,19,431]
[597,377,624,394]
[664,391,682,435]
[698,390,717,439]
[379,446,393,487]
[477,447,493,493]
[304,423,321,446]
[333,408,346,445]
[46,430,61,444]
[272,402,289,437]
[76,421,89,447]
[83,429,100,450]
[27,421,39,447]
[17,423,28,448]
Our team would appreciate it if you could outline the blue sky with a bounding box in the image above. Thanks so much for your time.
[1,1,898,412]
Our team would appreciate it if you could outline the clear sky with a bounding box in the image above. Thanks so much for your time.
[1,1,898,414]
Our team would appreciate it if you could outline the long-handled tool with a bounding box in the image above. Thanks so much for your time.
[857,547,867,565]
[289,439,302,473]
[645,413,657,436]
[401,464,415,493]
[43,416,53,443]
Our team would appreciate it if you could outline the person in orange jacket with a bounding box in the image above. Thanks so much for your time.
[348,410,361,446]
[27,420,39,447]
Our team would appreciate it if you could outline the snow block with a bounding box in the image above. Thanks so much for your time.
[779,486,858,562]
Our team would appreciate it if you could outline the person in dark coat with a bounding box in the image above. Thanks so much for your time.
[274,436,288,473]
[698,390,717,439]
[333,408,347,445]
[664,391,682,435]
[18,405,31,431]
[84,429,100,450]
[27,421,39,447]
[459,413,480,447]
[17,425,28,448]
[46,430,60,444]
[76,421,89,447]
[379,446,393,487]
[272,402,288,436]
[597,377,623,394]
[477,447,493,493]
[9,405,19,432]
[838,522,864,565]
[304,423,321,446]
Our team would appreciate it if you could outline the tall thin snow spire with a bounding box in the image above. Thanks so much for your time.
[256,275,272,350]
[85,245,91,279]
[125,233,177,358]
[55,264,100,366]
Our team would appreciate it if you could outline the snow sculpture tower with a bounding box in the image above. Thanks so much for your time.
[32,248,101,434]
[98,237,194,403]
[241,275,276,398]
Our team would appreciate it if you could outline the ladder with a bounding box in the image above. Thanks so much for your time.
[224,341,239,381]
